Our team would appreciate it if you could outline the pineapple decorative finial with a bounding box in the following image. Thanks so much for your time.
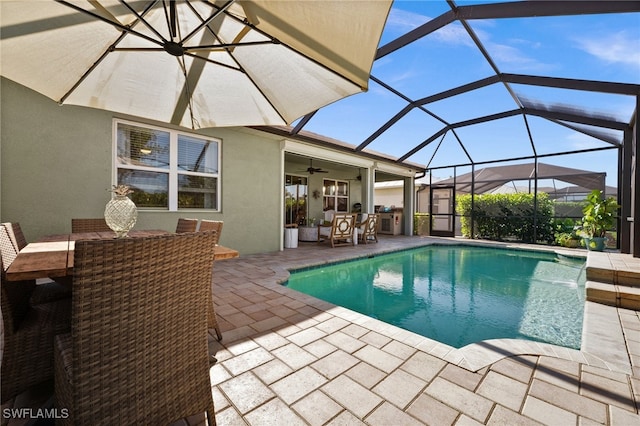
[105,184,137,238]
[110,184,134,196]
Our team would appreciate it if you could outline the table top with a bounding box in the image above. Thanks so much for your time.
[5,230,239,281]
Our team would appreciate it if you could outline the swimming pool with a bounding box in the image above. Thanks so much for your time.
[286,245,586,349]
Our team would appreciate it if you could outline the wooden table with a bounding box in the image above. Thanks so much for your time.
[5,230,239,282]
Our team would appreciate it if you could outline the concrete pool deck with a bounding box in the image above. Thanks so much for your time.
[3,236,639,425]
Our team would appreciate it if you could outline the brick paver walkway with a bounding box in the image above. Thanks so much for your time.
[3,236,639,425]
[203,237,640,425]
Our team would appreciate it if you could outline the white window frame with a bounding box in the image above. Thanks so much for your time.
[323,178,349,212]
[113,119,221,211]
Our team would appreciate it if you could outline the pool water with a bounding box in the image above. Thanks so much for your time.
[286,245,586,349]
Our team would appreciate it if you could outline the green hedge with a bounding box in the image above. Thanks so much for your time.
[457,193,554,243]
[414,213,430,235]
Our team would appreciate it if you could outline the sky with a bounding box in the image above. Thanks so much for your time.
[294,0,640,187]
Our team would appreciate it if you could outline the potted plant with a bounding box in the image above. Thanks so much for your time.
[580,189,619,251]
[553,218,581,248]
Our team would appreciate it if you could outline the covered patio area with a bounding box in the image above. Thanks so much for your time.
[4,236,639,425]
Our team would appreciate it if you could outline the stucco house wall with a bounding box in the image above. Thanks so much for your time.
[2,78,419,254]
[1,78,282,255]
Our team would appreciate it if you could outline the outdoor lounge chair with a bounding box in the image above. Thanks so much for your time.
[175,217,199,233]
[0,225,71,402]
[54,231,217,425]
[71,218,111,233]
[319,213,357,248]
[357,213,379,244]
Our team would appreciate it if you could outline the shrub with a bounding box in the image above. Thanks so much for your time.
[457,193,554,243]
[414,213,430,235]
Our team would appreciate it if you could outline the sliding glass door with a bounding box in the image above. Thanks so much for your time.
[285,174,308,226]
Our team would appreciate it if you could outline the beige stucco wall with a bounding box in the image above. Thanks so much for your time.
[1,77,281,255]
[374,186,403,209]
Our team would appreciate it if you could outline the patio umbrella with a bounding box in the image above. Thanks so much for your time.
[0,0,391,129]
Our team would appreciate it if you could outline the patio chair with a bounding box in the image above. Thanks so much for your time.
[318,209,335,241]
[0,253,71,402]
[0,224,71,305]
[2,221,27,250]
[319,213,357,248]
[175,217,199,233]
[196,220,224,339]
[54,231,217,425]
[357,213,379,244]
[71,217,111,233]
[198,220,223,244]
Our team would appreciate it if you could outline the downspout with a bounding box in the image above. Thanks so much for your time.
[415,170,427,211]
[415,170,428,235]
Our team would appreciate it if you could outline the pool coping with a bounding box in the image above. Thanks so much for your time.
[275,238,633,375]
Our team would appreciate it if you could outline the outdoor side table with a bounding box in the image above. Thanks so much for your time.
[298,226,319,242]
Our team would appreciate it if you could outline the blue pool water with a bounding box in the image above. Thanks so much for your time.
[286,245,586,349]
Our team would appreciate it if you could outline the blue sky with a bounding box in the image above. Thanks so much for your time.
[295,1,640,187]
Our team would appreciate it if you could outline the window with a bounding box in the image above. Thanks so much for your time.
[323,179,348,212]
[115,120,220,210]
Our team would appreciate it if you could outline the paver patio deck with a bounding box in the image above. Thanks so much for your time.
[3,235,639,425]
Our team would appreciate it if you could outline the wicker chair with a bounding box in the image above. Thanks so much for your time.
[2,222,27,249]
[198,220,223,244]
[0,224,71,305]
[196,221,224,340]
[0,246,71,402]
[175,217,199,233]
[71,218,111,233]
[54,231,217,425]
[357,213,379,244]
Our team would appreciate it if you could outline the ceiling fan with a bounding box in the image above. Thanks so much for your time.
[303,159,328,174]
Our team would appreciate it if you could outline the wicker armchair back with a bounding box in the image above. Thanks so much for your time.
[54,231,217,425]
[175,217,199,233]
[1,222,28,250]
[198,220,223,244]
[71,218,111,233]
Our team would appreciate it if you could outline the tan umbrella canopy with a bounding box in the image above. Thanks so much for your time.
[0,0,391,129]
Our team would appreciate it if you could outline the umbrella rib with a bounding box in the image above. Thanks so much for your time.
[219,7,363,90]
[56,0,163,47]
[186,40,276,51]
[57,0,161,104]
[59,32,127,104]
[119,0,168,43]
[181,0,236,45]
[182,52,241,72]
[187,5,289,124]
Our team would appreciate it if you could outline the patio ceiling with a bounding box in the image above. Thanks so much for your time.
[261,0,640,175]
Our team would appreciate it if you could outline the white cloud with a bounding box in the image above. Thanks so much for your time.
[433,22,474,47]
[485,41,552,72]
[386,8,431,32]
[566,132,607,150]
[386,8,473,47]
[574,30,640,67]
